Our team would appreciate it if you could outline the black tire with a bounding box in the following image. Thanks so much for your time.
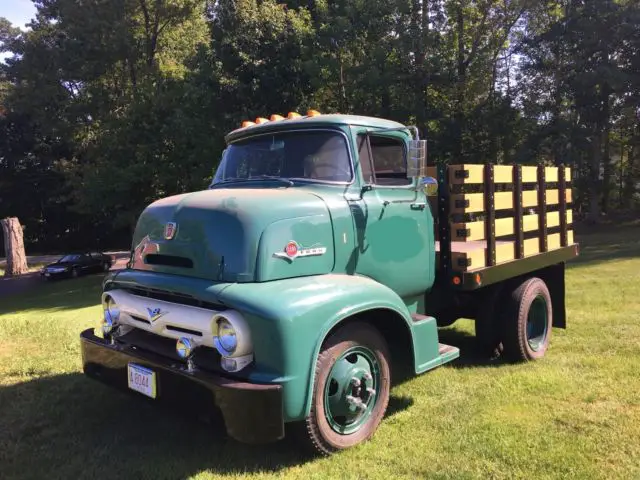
[298,322,391,455]
[71,268,79,278]
[502,277,553,362]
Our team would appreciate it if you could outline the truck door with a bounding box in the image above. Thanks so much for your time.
[348,130,436,298]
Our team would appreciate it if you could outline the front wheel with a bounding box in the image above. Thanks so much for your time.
[299,322,391,455]
[502,277,553,362]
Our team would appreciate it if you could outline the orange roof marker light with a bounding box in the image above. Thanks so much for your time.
[241,120,255,128]
[255,117,269,124]
[287,112,301,119]
[307,109,321,117]
[270,114,285,121]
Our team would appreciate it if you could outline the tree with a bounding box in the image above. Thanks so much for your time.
[1,217,28,276]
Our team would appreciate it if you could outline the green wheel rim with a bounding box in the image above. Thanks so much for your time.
[323,346,381,435]
[527,295,548,351]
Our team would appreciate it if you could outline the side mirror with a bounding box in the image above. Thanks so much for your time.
[419,176,438,196]
[407,140,427,178]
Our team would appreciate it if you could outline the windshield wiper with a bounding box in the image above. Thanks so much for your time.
[211,175,294,188]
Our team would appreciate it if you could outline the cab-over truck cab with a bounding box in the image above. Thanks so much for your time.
[80,110,578,455]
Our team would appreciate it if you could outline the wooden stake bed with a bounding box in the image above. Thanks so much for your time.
[431,163,579,290]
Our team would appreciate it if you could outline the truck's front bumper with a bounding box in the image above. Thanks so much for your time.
[79,328,284,444]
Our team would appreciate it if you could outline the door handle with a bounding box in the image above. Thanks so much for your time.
[410,203,426,210]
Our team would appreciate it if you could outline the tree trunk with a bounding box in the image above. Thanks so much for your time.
[1,217,28,276]
[623,143,636,208]
[453,5,465,163]
[587,132,602,223]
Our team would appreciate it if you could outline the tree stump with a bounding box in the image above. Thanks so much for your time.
[1,217,29,276]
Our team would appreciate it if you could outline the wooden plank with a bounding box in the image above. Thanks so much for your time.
[450,210,574,242]
[547,233,561,250]
[522,166,538,183]
[493,166,514,183]
[448,164,483,184]
[451,242,515,271]
[523,237,539,256]
[441,164,570,185]
[450,191,511,214]
[426,166,437,178]
[448,164,517,184]
[545,167,559,183]
[451,189,570,214]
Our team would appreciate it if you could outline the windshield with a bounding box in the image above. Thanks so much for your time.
[59,255,81,262]
[212,130,352,185]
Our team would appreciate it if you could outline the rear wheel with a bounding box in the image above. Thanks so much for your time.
[502,277,552,362]
[298,322,391,455]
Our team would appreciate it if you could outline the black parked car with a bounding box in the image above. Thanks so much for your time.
[40,252,113,280]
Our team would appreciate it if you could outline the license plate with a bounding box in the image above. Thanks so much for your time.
[127,363,157,399]
[45,273,50,277]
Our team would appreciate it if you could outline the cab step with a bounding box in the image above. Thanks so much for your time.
[411,313,432,323]
[438,342,460,365]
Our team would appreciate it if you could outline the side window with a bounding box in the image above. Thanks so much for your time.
[357,134,374,184]
[369,135,410,186]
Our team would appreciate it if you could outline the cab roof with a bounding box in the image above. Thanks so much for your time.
[225,113,408,144]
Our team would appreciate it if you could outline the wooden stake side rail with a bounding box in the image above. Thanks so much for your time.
[433,163,576,280]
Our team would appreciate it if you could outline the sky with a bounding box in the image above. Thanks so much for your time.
[0,0,37,30]
[0,0,37,61]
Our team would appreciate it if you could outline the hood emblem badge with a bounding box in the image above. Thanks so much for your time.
[273,241,327,263]
[147,307,168,322]
[164,222,177,240]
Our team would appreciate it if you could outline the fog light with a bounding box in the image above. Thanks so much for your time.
[220,354,253,372]
[102,310,117,335]
[176,337,195,359]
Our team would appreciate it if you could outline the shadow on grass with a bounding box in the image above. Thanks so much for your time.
[569,225,640,268]
[0,274,105,315]
[0,373,413,480]
[436,328,506,369]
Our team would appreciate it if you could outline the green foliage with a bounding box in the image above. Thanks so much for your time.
[1,1,640,250]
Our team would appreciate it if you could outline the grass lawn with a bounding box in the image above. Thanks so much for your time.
[0,225,638,480]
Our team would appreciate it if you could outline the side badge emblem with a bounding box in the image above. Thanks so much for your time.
[273,241,327,263]
[164,222,177,240]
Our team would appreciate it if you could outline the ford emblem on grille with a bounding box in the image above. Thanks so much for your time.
[147,307,168,322]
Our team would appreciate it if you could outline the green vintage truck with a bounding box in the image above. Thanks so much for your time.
[80,110,579,455]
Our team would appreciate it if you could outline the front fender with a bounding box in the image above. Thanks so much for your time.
[218,273,417,422]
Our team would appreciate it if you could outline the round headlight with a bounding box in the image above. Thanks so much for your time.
[102,297,120,335]
[215,318,237,355]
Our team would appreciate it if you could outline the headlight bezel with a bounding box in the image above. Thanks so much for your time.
[212,311,252,358]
